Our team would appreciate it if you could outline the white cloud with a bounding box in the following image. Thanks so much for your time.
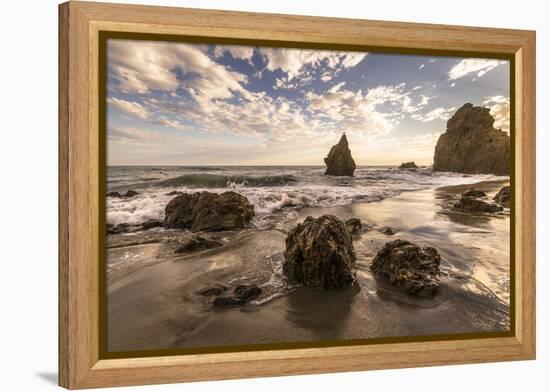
[484,95,510,133]
[305,83,412,137]
[411,106,456,122]
[108,40,249,101]
[214,45,255,63]
[260,48,367,80]
[107,97,149,119]
[448,59,505,80]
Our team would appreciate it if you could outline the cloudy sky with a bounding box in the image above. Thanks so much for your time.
[106,39,510,166]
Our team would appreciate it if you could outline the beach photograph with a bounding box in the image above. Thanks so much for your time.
[104,39,511,353]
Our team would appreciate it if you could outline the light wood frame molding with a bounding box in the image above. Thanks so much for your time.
[59,1,536,389]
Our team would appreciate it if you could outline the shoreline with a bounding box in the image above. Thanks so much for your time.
[106,178,510,352]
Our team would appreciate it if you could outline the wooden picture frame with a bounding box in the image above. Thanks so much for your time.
[59,1,536,389]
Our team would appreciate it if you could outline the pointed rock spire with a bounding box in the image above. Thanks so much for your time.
[324,133,356,176]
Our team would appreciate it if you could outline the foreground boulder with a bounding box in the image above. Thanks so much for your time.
[433,103,509,175]
[212,284,262,307]
[283,215,356,289]
[453,197,503,213]
[164,191,254,231]
[399,161,418,169]
[371,239,441,297]
[175,235,223,254]
[324,134,356,176]
[494,186,510,207]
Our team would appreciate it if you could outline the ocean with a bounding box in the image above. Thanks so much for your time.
[106,165,507,228]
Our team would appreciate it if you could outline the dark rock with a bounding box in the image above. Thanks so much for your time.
[399,161,418,169]
[175,235,224,253]
[494,186,510,207]
[463,189,487,198]
[125,190,139,198]
[453,197,503,213]
[107,191,122,198]
[283,215,356,289]
[212,296,243,307]
[370,239,441,297]
[324,134,356,176]
[212,284,262,307]
[197,284,228,296]
[234,284,262,300]
[141,219,163,230]
[433,103,509,175]
[107,190,139,198]
[166,190,183,196]
[381,227,395,235]
[345,218,362,235]
[106,223,130,235]
[164,191,254,231]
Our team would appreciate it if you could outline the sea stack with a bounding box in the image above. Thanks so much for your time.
[324,133,356,176]
[433,103,509,175]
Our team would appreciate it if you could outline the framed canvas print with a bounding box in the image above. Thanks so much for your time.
[58,1,536,389]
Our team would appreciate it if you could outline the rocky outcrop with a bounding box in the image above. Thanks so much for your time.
[283,215,356,289]
[212,284,262,307]
[433,103,509,175]
[494,186,510,207]
[370,239,441,297]
[164,191,254,231]
[453,197,503,213]
[345,218,362,235]
[175,235,224,254]
[399,161,418,169]
[463,189,487,198]
[324,134,356,176]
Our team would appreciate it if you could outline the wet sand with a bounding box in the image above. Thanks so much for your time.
[106,180,510,353]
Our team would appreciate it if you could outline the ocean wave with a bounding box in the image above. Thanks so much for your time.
[154,173,298,188]
[106,168,508,226]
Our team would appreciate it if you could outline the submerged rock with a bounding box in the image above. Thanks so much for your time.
[381,227,395,235]
[141,219,163,230]
[197,284,228,296]
[106,223,130,235]
[345,217,362,235]
[433,103,509,175]
[107,190,139,198]
[283,215,356,289]
[371,239,441,297]
[494,186,510,207]
[324,134,356,176]
[212,284,262,307]
[175,235,224,254]
[463,189,487,198]
[453,197,503,213]
[399,161,418,169]
[164,191,254,231]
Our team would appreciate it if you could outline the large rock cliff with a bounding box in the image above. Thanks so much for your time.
[324,134,356,176]
[433,103,509,175]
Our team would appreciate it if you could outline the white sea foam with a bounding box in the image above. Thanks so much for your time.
[106,166,508,226]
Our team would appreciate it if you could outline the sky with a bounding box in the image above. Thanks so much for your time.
[106,39,510,166]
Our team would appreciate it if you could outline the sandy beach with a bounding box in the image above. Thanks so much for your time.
[106,179,510,353]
